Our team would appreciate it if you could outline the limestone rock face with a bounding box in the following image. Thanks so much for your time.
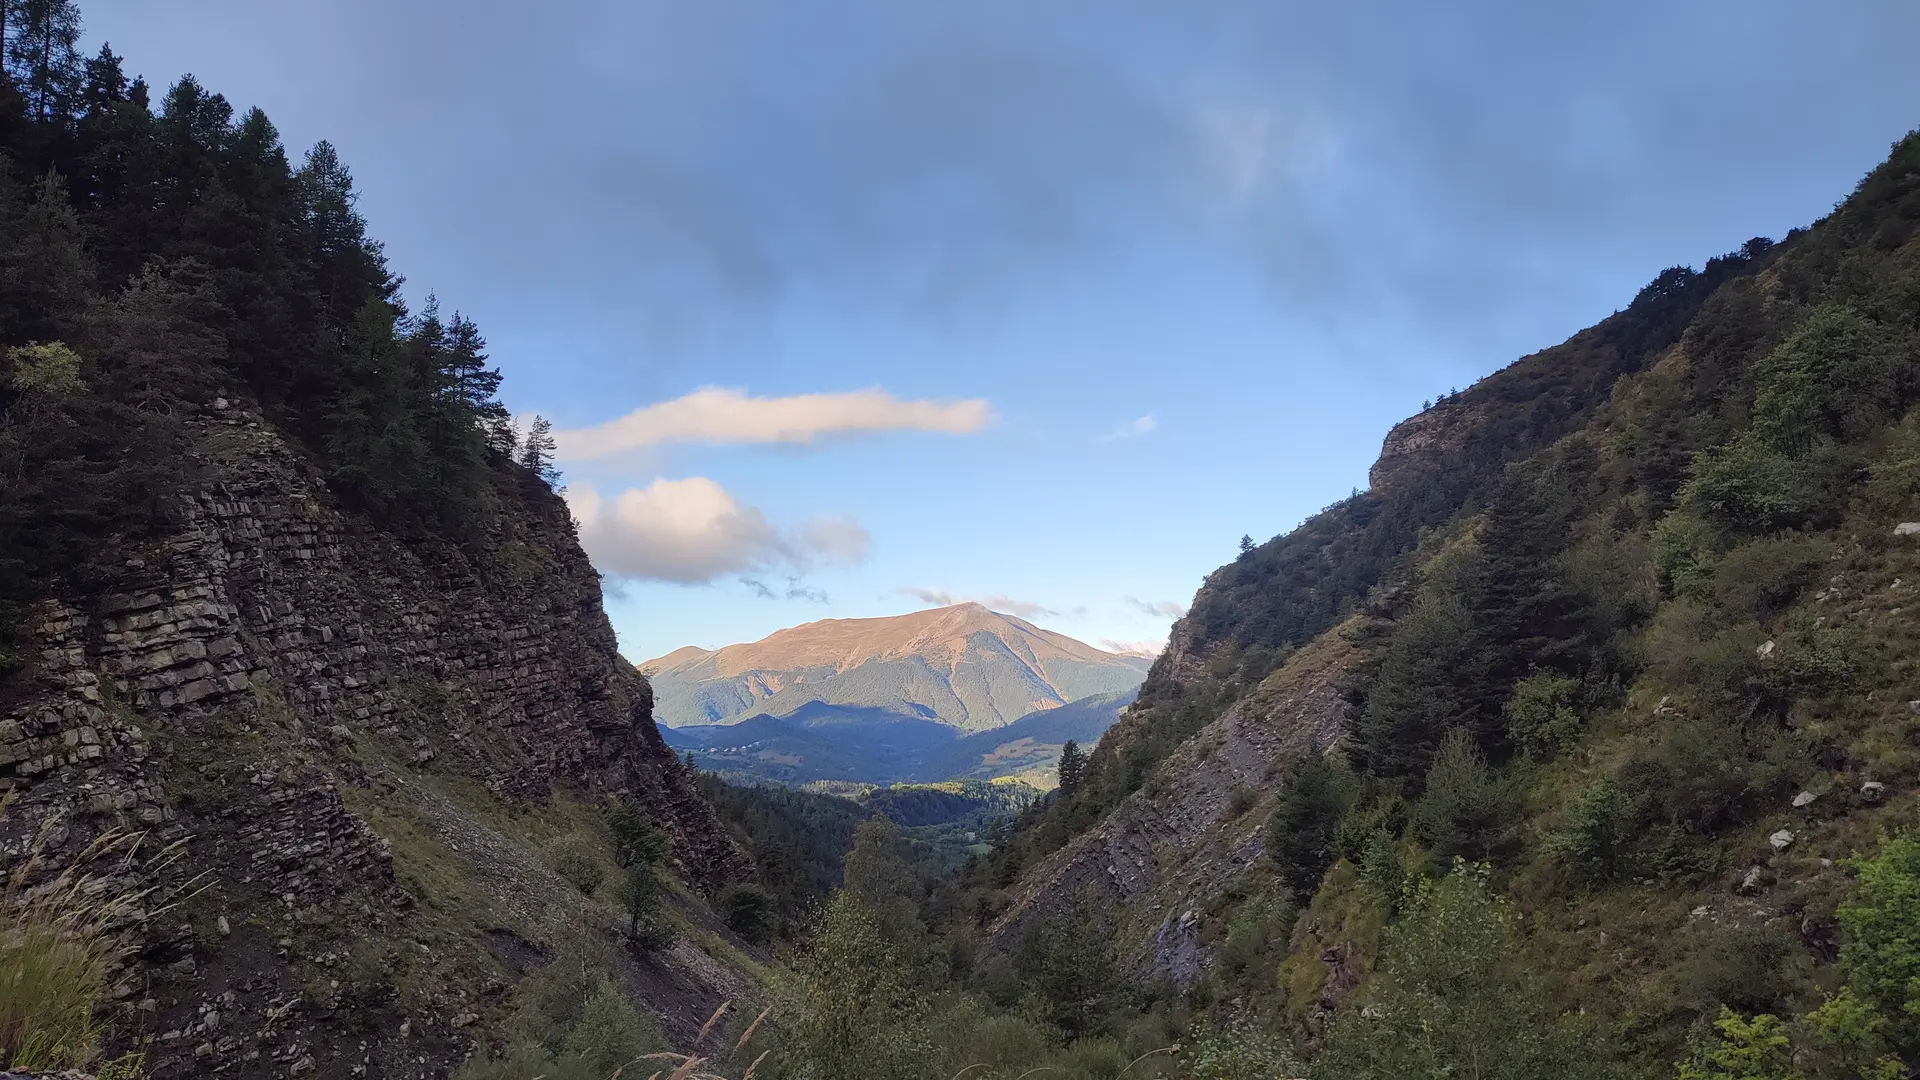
[984,623,1360,982]
[0,408,742,1078]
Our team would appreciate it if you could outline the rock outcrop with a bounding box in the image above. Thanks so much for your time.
[0,404,743,1079]
[985,623,1359,981]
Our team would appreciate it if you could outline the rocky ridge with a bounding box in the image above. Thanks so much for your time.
[0,403,745,1079]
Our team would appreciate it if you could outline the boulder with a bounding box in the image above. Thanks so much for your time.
[1894,522,1920,537]
[1769,829,1795,852]
[1861,780,1888,804]
[1792,790,1818,808]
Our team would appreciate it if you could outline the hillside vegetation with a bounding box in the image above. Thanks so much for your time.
[667,125,1920,1080]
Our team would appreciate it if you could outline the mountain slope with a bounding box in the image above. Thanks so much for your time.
[663,689,1136,786]
[642,603,1150,733]
[979,130,1920,1071]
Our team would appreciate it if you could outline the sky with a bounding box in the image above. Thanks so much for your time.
[83,0,1920,662]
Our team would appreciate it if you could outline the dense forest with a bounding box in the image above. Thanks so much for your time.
[0,0,564,675]
[8,0,1920,1077]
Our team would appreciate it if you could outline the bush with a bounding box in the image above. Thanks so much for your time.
[1653,510,1722,598]
[1549,775,1637,883]
[617,862,675,950]
[720,882,777,944]
[605,801,669,868]
[1182,1024,1303,1080]
[1681,437,1831,534]
[1267,753,1358,897]
[1712,534,1831,619]
[1410,729,1517,861]
[544,837,605,896]
[1838,831,1920,1055]
[1504,671,1584,758]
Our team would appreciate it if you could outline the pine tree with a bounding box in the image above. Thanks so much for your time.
[1056,739,1085,797]
[6,0,83,123]
[519,414,560,487]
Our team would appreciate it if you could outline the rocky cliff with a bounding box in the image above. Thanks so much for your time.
[0,402,747,1079]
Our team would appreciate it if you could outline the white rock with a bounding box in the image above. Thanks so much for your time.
[1861,780,1888,803]
[1769,829,1795,852]
[1895,522,1920,537]
[1756,640,1777,659]
[1792,791,1818,808]
[1690,905,1712,918]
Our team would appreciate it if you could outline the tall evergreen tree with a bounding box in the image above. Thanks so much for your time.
[519,414,559,486]
[1056,739,1085,797]
[5,0,82,123]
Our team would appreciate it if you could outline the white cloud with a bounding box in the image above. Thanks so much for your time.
[896,588,1059,621]
[1125,596,1187,619]
[568,478,869,584]
[1100,639,1165,659]
[1098,413,1157,441]
[555,386,993,460]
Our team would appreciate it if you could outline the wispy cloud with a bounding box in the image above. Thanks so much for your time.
[1098,413,1158,442]
[567,478,868,584]
[555,387,992,460]
[1125,596,1187,619]
[1100,639,1165,659]
[896,587,1060,621]
[741,576,831,603]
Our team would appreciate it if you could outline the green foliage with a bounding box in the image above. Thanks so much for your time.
[1267,752,1357,896]
[1678,1009,1800,1080]
[695,774,870,932]
[1013,903,1124,1039]
[1315,862,1609,1080]
[4,340,82,393]
[720,882,776,944]
[543,837,604,896]
[1548,774,1636,882]
[616,861,674,950]
[604,800,669,869]
[1057,738,1087,797]
[455,966,668,1080]
[1836,831,1920,1054]
[1504,670,1583,758]
[1408,728,1517,861]
[1180,1024,1302,1080]
[1711,535,1831,619]
[1653,510,1722,598]
[789,893,936,1080]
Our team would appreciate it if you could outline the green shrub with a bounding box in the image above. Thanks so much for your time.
[1681,438,1827,534]
[720,882,777,944]
[1504,671,1583,758]
[1182,1023,1303,1080]
[544,837,605,896]
[1410,728,1517,861]
[1838,831,1920,1055]
[1267,753,1357,897]
[1334,795,1408,861]
[1712,534,1831,619]
[1548,775,1637,883]
[605,801,669,868]
[1653,510,1722,598]
[1747,305,1912,454]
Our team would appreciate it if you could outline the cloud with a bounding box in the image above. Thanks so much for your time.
[1125,596,1188,619]
[741,576,832,603]
[555,387,992,460]
[1098,413,1158,442]
[896,587,1059,620]
[1100,639,1166,659]
[567,478,868,583]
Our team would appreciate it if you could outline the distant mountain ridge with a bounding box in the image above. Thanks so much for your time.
[641,603,1151,733]
[662,689,1136,787]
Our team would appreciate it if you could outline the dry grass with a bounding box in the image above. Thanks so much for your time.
[0,791,183,1072]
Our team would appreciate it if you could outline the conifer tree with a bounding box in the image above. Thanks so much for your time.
[519,414,560,486]
[1056,739,1086,797]
[5,0,83,122]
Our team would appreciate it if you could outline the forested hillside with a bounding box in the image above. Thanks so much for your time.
[623,124,1920,1080]
[0,5,756,1078]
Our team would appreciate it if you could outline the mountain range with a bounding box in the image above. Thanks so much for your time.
[640,602,1152,734]
[662,689,1136,788]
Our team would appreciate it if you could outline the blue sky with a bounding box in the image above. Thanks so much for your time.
[87,1,1920,661]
